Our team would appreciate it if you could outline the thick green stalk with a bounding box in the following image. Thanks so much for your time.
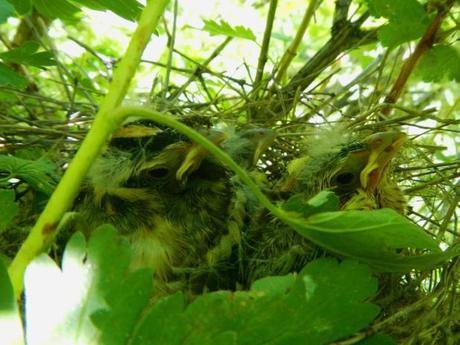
[8,0,170,298]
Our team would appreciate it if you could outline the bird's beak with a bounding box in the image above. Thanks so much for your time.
[176,132,227,181]
[112,125,161,138]
[251,129,277,166]
[360,131,407,191]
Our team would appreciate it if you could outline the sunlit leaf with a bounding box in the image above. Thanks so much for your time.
[0,190,19,233]
[0,259,24,345]
[24,226,131,345]
[0,63,28,89]
[417,44,460,82]
[71,0,143,21]
[32,0,81,20]
[7,0,32,15]
[0,0,16,23]
[365,0,430,47]
[202,19,256,41]
[0,155,58,195]
[0,41,56,68]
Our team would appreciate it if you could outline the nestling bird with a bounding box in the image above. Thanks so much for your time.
[245,129,407,283]
[73,123,275,294]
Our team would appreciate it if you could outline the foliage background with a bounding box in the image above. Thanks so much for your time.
[0,0,459,344]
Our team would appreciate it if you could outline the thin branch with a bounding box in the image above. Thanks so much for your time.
[381,0,456,117]
[253,0,278,91]
[160,0,178,109]
[253,8,376,120]
[275,0,323,83]
[167,37,232,103]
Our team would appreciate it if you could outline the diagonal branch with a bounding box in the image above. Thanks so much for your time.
[381,0,456,117]
[251,5,377,121]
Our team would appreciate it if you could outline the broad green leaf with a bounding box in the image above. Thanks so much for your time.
[90,269,153,345]
[283,208,458,272]
[0,63,28,89]
[0,41,56,68]
[131,293,187,345]
[71,0,143,21]
[125,259,379,345]
[32,0,80,20]
[0,155,58,195]
[416,45,460,82]
[357,334,397,345]
[202,19,256,41]
[377,23,424,48]
[250,274,296,297]
[365,0,430,47]
[0,0,16,23]
[24,226,131,345]
[0,190,19,233]
[283,191,340,217]
[7,0,32,14]
[0,259,25,345]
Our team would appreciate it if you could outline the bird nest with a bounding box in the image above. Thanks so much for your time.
[1,5,459,343]
[1,89,458,343]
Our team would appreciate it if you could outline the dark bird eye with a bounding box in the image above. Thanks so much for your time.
[335,172,355,185]
[148,167,169,178]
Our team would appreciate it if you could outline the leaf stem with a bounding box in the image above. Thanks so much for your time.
[8,0,170,298]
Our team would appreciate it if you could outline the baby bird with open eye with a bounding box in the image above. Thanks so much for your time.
[245,130,407,283]
[73,124,275,296]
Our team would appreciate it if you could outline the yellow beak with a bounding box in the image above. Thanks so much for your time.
[359,131,407,191]
[176,131,227,181]
[250,129,277,166]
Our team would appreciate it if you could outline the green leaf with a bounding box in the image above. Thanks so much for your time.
[283,191,340,218]
[416,45,460,82]
[7,0,32,15]
[71,0,143,21]
[0,62,28,89]
[0,41,56,68]
[32,0,81,20]
[0,190,19,233]
[0,259,24,345]
[357,334,397,345]
[365,0,430,47]
[283,208,458,272]
[202,19,256,41]
[24,228,379,345]
[91,269,153,345]
[130,292,187,345]
[24,226,132,345]
[0,0,16,23]
[250,274,296,297]
[126,258,379,345]
[0,155,58,195]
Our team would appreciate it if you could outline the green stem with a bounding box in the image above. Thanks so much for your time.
[275,0,322,83]
[8,0,170,298]
[253,0,278,91]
